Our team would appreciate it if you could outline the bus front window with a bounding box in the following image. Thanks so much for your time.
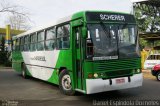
[118,25,140,58]
[86,24,140,60]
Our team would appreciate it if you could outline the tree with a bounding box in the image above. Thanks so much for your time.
[0,0,28,16]
[0,0,31,66]
[0,36,8,65]
[0,0,32,30]
[133,1,160,49]
[134,2,160,33]
[0,36,5,51]
[5,14,31,30]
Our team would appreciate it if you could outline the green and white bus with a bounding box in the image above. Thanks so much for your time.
[12,11,143,95]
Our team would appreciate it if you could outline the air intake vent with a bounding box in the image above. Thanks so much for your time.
[94,58,140,71]
[94,58,141,77]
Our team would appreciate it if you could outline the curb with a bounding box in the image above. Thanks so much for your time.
[0,67,12,69]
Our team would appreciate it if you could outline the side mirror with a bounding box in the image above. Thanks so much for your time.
[82,27,87,38]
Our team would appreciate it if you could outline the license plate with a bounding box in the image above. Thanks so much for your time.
[116,78,125,84]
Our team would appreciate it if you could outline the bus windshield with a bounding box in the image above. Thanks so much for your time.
[86,24,140,60]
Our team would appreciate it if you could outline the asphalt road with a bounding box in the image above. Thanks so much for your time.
[0,68,160,106]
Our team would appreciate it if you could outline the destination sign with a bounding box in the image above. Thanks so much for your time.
[86,12,136,23]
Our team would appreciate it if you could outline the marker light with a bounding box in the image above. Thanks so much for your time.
[100,73,105,77]
[137,69,141,73]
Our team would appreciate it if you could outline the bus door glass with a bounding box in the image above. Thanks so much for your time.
[75,26,84,90]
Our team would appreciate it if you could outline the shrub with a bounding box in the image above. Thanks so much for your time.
[0,51,11,67]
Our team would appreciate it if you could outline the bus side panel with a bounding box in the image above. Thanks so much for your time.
[47,69,59,85]
[48,50,73,85]
[12,51,23,72]
[12,62,21,72]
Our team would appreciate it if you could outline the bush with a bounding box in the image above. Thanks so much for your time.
[0,52,7,64]
[0,36,12,67]
[0,51,11,67]
[4,60,12,67]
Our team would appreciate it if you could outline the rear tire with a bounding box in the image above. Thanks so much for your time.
[59,70,75,95]
[156,72,160,81]
[22,63,27,79]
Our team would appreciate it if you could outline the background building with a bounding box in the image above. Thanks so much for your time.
[0,25,24,51]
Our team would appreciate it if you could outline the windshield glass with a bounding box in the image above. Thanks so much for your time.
[86,24,140,60]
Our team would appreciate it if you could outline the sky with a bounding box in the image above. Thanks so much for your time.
[0,0,146,29]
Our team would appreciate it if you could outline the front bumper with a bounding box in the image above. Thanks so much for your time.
[86,73,143,94]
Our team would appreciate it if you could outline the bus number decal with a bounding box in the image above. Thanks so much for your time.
[31,56,46,61]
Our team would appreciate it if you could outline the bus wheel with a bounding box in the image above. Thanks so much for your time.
[156,72,160,81]
[59,70,75,95]
[22,63,27,79]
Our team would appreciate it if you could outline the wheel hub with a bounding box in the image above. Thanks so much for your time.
[22,70,25,77]
[62,75,71,90]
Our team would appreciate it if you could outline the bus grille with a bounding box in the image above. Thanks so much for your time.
[106,70,132,77]
[94,58,141,77]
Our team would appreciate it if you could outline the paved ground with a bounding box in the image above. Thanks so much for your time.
[0,68,160,106]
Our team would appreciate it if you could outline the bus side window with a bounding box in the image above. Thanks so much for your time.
[76,28,79,48]
[86,31,93,57]
[24,36,26,51]
[57,24,70,49]
[20,37,24,51]
[37,31,45,51]
[24,35,29,51]
[12,40,16,51]
[15,38,20,51]
[30,33,37,51]
[45,27,56,50]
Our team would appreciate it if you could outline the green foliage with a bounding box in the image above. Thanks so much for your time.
[0,37,11,67]
[134,3,160,48]
[0,52,7,64]
[134,3,160,33]
[139,38,155,48]
[4,59,12,67]
[0,36,5,51]
[139,38,147,48]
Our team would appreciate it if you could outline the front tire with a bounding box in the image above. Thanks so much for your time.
[59,70,75,95]
[22,63,27,79]
[156,72,160,81]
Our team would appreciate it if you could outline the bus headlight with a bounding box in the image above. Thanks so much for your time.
[94,73,98,78]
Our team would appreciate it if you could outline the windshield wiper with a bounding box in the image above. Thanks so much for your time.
[100,21,112,47]
[121,23,128,29]
[100,21,111,38]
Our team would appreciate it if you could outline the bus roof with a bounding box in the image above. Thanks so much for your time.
[15,10,133,38]
[15,15,72,38]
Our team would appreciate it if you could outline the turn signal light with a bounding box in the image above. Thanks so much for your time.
[88,73,93,78]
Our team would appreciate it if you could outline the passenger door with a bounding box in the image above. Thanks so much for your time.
[74,26,84,90]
